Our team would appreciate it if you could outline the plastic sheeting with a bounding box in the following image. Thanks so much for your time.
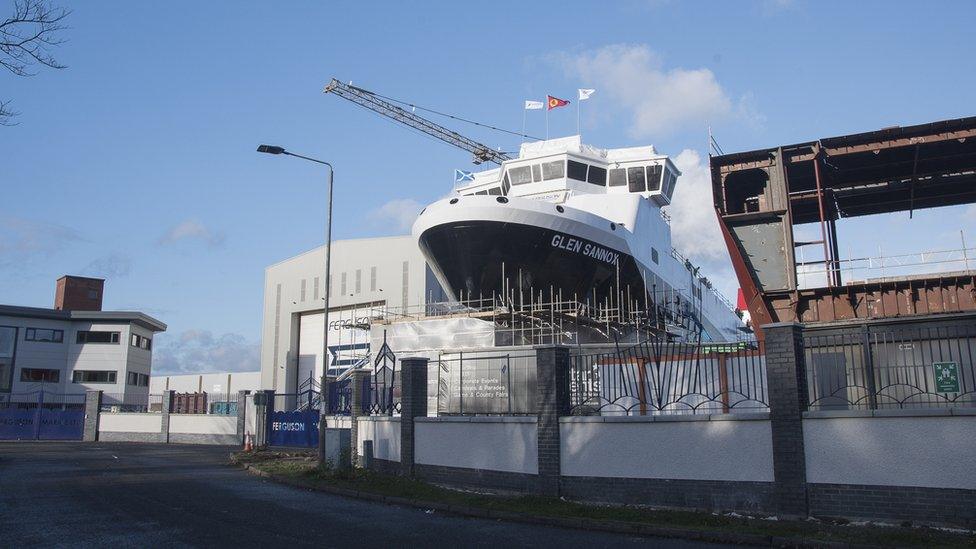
[370,316,494,355]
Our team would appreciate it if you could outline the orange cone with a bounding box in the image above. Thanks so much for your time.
[244,432,253,452]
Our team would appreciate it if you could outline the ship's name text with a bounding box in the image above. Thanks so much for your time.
[551,234,620,266]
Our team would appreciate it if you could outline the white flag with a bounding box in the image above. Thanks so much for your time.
[524,100,544,110]
[578,88,596,100]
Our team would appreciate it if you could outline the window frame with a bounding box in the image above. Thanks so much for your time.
[508,165,533,186]
[20,367,60,383]
[566,159,588,182]
[608,168,627,187]
[541,160,565,181]
[586,165,607,186]
[72,370,117,384]
[25,327,64,343]
[76,331,121,344]
[627,166,647,192]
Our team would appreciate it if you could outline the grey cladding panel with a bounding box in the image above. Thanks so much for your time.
[731,221,789,292]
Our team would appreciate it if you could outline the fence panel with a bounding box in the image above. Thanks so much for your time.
[0,391,85,440]
[435,352,537,415]
[569,341,767,416]
[806,322,976,411]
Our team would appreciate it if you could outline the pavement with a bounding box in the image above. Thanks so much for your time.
[0,442,737,548]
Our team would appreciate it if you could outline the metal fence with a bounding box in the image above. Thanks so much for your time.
[805,322,976,410]
[0,391,86,410]
[435,351,537,415]
[100,393,164,413]
[569,340,768,416]
[364,338,400,415]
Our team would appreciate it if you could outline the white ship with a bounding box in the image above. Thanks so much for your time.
[412,136,745,342]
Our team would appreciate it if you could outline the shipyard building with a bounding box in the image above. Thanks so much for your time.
[259,235,448,393]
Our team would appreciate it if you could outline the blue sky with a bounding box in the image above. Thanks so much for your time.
[2,0,974,373]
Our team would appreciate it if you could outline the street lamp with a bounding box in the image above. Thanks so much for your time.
[257,144,334,468]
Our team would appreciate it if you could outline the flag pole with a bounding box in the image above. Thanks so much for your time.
[546,106,549,140]
[577,97,581,138]
[522,107,526,144]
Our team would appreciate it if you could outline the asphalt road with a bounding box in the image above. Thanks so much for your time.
[0,442,736,548]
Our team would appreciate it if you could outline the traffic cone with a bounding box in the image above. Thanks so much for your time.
[244,432,253,452]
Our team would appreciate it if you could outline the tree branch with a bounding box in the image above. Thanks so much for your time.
[1,0,69,125]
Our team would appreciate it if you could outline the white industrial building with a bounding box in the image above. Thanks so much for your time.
[149,371,261,395]
[259,235,447,393]
[0,276,166,404]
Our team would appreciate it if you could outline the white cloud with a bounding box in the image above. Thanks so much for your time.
[82,253,132,279]
[157,219,225,249]
[367,198,424,234]
[663,149,740,300]
[0,215,84,265]
[152,330,259,375]
[557,44,759,138]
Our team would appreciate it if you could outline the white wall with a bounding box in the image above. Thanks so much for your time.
[415,417,538,474]
[357,417,400,461]
[169,415,237,435]
[150,371,261,394]
[560,415,774,482]
[804,413,976,490]
[99,412,162,433]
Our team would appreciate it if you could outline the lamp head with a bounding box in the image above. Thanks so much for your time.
[256,144,286,155]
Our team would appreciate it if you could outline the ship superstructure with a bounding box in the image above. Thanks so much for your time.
[413,136,744,341]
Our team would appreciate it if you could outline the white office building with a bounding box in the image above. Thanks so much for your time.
[259,236,447,393]
[0,276,166,404]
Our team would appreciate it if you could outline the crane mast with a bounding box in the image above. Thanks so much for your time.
[323,78,513,165]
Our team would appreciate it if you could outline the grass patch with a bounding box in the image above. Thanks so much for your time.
[234,451,975,547]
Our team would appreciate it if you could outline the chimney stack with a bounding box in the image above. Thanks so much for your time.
[55,275,105,311]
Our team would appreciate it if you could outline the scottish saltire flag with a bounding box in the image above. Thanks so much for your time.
[455,169,475,182]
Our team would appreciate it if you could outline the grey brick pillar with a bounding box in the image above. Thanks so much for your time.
[349,370,370,467]
[236,390,250,445]
[535,345,571,497]
[160,390,175,443]
[83,390,102,442]
[763,322,809,516]
[400,357,428,477]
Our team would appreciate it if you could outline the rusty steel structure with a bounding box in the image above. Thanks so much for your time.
[711,116,976,338]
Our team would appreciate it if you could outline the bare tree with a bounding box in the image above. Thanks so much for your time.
[1,0,69,125]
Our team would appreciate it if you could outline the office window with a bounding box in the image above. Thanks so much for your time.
[76,331,120,344]
[370,267,377,291]
[138,373,149,387]
[20,368,60,382]
[127,371,139,385]
[72,370,116,383]
[130,334,152,350]
[25,328,64,343]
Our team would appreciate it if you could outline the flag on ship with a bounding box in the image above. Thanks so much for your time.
[578,88,596,100]
[454,169,475,182]
[524,100,544,110]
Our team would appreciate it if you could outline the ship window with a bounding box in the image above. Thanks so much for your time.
[531,164,542,182]
[646,165,663,192]
[542,160,564,180]
[502,174,511,195]
[652,247,659,264]
[609,168,626,187]
[487,187,502,195]
[508,166,533,185]
[567,160,588,182]
[586,165,607,186]
[476,190,488,195]
[627,167,646,192]
[662,170,677,197]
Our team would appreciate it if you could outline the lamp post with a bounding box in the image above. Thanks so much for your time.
[257,144,334,468]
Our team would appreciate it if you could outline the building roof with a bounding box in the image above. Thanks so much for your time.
[0,304,167,332]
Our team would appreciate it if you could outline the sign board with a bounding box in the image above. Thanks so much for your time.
[933,362,960,393]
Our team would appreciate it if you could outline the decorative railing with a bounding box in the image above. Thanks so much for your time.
[569,340,767,416]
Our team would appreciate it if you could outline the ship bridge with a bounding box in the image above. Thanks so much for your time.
[455,136,681,206]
